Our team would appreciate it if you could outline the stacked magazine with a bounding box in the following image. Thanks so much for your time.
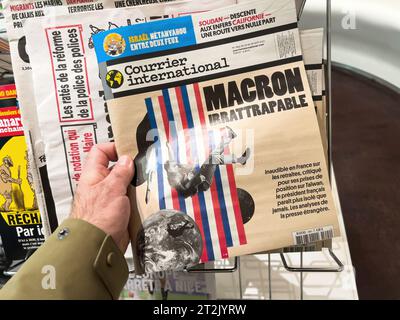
[1,0,339,277]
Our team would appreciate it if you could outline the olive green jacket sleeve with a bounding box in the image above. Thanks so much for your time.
[0,219,129,300]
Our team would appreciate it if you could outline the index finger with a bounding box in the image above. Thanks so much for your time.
[84,142,118,169]
[79,143,119,186]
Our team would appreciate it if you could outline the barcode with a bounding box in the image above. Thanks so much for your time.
[293,226,334,245]
[284,243,319,253]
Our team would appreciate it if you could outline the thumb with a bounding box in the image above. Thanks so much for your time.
[105,155,134,192]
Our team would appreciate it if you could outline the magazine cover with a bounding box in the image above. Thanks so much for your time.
[2,0,179,236]
[93,0,340,273]
[120,271,216,300]
[0,83,44,260]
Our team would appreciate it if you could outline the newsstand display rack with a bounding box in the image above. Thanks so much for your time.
[180,0,345,301]
[0,0,346,299]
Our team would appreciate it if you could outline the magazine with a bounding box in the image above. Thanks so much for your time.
[22,0,328,258]
[0,83,44,260]
[93,0,340,273]
[120,270,216,300]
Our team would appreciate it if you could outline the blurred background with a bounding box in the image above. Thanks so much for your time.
[301,0,400,300]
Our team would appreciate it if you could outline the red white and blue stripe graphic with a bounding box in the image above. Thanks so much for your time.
[145,83,247,262]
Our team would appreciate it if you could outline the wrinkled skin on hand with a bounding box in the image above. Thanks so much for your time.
[70,142,134,253]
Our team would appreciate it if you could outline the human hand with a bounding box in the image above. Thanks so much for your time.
[70,142,134,253]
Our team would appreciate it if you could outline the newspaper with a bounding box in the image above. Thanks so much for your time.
[295,0,305,17]
[2,0,179,236]
[3,0,129,236]
[93,0,340,273]
[7,0,235,236]
[271,28,331,254]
